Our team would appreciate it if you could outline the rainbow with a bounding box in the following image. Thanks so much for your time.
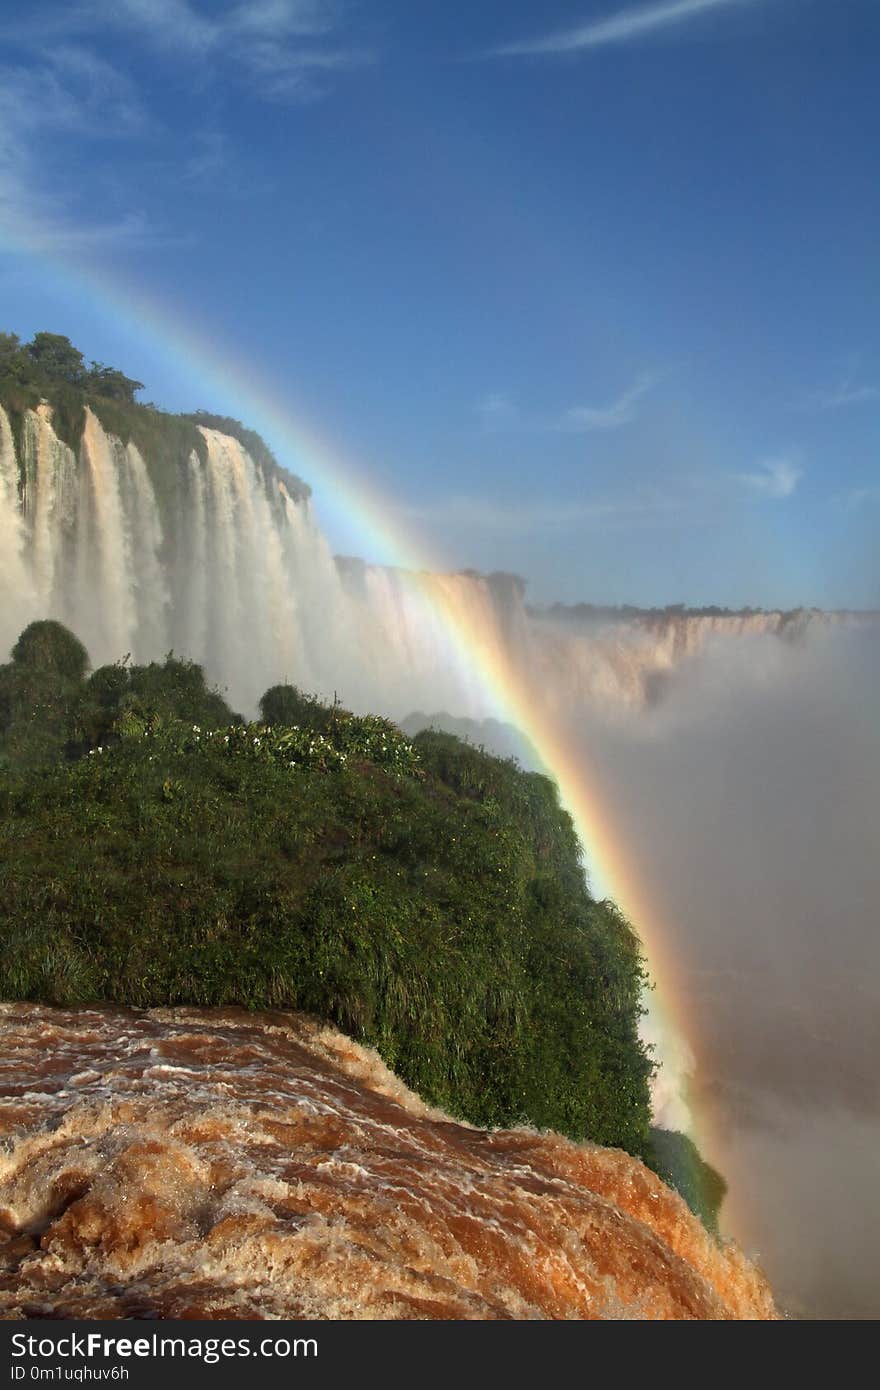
[3,250,719,1193]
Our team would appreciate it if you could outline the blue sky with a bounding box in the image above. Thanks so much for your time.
[1,0,878,608]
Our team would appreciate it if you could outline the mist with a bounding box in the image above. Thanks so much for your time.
[5,399,876,1315]
[567,625,880,1318]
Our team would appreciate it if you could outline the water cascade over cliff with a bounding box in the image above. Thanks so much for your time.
[4,387,877,1319]
[0,1004,776,1320]
[0,402,842,720]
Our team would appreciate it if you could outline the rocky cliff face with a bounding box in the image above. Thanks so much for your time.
[523,605,849,710]
[0,1004,776,1321]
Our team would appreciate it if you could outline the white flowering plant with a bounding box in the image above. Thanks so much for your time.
[123,714,421,777]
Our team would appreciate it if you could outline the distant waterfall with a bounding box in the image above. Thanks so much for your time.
[78,408,140,662]
[0,408,36,635]
[0,403,526,715]
[0,397,862,1155]
[0,400,467,706]
[0,400,842,716]
[26,406,79,625]
[0,406,363,709]
[118,441,170,662]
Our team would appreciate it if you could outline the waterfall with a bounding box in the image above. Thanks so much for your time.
[0,402,539,717]
[0,400,842,719]
[79,407,140,662]
[118,441,169,663]
[21,404,79,629]
[0,406,359,709]
[175,449,208,665]
[0,407,37,656]
[1,397,870,1295]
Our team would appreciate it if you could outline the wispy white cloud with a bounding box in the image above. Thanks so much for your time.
[475,373,661,435]
[398,490,684,535]
[0,127,184,253]
[20,0,332,50]
[8,1,373,103]
[226,0,336,41]
[841,485,880,510]
[0,1,369,250]
[492,0,759,58]
[180,130,230,185]
[736,456,802,500]
[111,0,372,100]
[0,48,149,141]
[796,379,880,412]
[103,0,216,51]
[557,372,661,432]
[0,50,165,252]
[240,40,372,102]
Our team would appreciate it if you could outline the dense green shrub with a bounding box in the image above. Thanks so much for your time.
[645,1128,728,1236]
[0,620,725,1227]
[259,682,326,729]
[0,335,729,1228]
[0,633,239,771]
[11,620,90,683]
[0,624,653,1155]
[0,333,306,546]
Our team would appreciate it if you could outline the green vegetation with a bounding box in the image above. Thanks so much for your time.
[645,1128,728,1237]
[0,621,241,774]
[1,620,657,1162]
[0,622,729,1225]
[0,333,309,534]
[181,411,308,501]
[0,619,726,1229]
[536,600,814,621]
[11,620,90,684]
[0,332,730,1230]
[1,329,146,403]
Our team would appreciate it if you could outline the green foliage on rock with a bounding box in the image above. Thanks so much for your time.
[0,332,306,537]
[0,622,92,771]
[0,331,142,408]
[182,411,310,503]
[11,620,90,683]
[645,1128,728,1236]
[0,620,726,1227]
[0,623,654,1157]
[26,332,88,386]
[85,364,145,402]
[0,626,239,772]
[260,683,333,729]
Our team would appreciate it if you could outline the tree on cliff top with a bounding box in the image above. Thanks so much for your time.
[85,364,144,403]
[1,331,143,404]
[12,620,90,683]
[27,333,86,386]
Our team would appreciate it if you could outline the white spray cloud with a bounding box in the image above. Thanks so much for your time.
[492,0,762,58]
[557,372,662,432]
[569,624,880,1316]
[736,456,802,499]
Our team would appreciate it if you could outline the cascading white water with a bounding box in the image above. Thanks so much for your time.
[0,402,528,716]
[0,406,370,710]
[78,408,140,662]
[176,448,209,666]
[193,427,361,710]
[21,405,79,632]
[0,407,37,655]
[118,441,169,663]
[0,399,841,721]
[1,396,869,1183]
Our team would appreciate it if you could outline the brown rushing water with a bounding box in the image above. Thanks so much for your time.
[0,1003,775,1320]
